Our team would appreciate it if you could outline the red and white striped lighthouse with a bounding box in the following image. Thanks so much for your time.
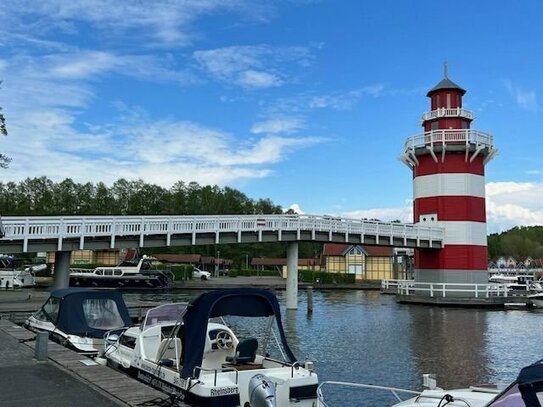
[400,65,497,284]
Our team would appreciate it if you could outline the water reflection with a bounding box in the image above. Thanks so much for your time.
[124,289,543,406]
[407,306,490,389]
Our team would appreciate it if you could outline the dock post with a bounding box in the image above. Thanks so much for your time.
[35,331,49,361]
[307,286,313,315]
[286,242,298,310]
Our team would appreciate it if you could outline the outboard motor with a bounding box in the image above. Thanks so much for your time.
[248,374,277,407]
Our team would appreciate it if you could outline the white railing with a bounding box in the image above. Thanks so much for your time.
[394,280,509,298]
[404,129,494,151]
[381,279,414,290]
[317,381,420,406]
[421,107,474,122]
[0,214,444,252]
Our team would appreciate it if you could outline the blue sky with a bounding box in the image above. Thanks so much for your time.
[0,0,542,232]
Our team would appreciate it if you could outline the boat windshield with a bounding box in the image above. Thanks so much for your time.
[143,303,188,330]
[83,298,127,330]
[487,384,528,406]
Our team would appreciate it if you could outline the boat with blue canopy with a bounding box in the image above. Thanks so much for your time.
[104,287,318,406]
[24,288,133,355]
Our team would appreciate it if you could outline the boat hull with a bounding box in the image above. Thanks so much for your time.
[70,274,170,289]
[107,357,317,407]
[528,295,543,309]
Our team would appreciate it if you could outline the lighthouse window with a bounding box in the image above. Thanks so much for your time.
[446,93,451,108]
[435,94,440,108]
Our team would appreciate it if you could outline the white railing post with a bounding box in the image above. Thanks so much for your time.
[442,284,446,298]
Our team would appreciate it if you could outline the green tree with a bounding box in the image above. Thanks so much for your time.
[0,81,11,168]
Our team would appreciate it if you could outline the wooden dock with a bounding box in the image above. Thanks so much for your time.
[0,319,188,406]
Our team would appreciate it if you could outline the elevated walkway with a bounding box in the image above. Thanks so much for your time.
[0,214,443,253]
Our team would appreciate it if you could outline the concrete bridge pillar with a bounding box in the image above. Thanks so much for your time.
[286,242,298,310]
[53,251,71,290]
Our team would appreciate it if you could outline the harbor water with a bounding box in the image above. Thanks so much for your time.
[126,289,543,406]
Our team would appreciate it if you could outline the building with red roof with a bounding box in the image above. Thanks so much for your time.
[322,243,402,281]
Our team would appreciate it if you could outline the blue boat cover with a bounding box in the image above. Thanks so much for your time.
[489,361,543,407]
[45,288,133,337]
[181,288,297,378]
[516,362,543,407]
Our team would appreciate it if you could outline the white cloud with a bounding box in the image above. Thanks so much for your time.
[340,207,413,223]
[486,181,534,196]
[0,0,271,47]
[193,45,313,89]
[48,51,121,79]
[486,181,543,232]
[286,203,305,214]
[504,80,541,112]
[251,117,304,134]
[266,84,386,115]
[238,70,282,89]
[334,181,543,233]
[1,96,322,186]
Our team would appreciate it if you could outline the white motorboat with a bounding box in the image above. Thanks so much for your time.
[317,360,543,406]
[24,288,133,355]
[0,254,44,288]
[70,255,173,289]
[103,288,318,406]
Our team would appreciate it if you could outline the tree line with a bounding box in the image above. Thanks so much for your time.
[488,226,543,259]
[0,177,283,216]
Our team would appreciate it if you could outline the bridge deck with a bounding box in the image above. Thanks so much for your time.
[0,214,444,253]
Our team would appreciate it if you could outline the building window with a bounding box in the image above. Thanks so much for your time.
[446,93,451,108]
[435,94,440,107]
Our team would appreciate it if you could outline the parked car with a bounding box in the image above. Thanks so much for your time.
[192,267,211,280]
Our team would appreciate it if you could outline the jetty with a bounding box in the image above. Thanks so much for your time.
[0,319,183,406]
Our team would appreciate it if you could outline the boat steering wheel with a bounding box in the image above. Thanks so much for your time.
[214,330,233,350]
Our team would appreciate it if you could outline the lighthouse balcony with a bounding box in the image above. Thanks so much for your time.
[420,107,474,123]
[400,129,498,167]
[404,129,493,150]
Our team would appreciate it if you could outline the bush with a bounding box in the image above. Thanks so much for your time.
[299,270,356,284]
[168,265,193,281]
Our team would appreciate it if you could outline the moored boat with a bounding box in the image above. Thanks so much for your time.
[0,254,44,288]
[103,288,318,406]
[24,288,133,355]
[527,292,543,308]
[69,255,173,289]
[317,360,543,406]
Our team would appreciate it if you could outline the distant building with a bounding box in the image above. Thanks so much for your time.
[322,244,396,281]
[488,256,543,275]
[47,249,124,266]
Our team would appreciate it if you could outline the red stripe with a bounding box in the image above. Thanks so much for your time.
[414,154,485,177]
[416,245,488,270]
[414,196,486,222]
